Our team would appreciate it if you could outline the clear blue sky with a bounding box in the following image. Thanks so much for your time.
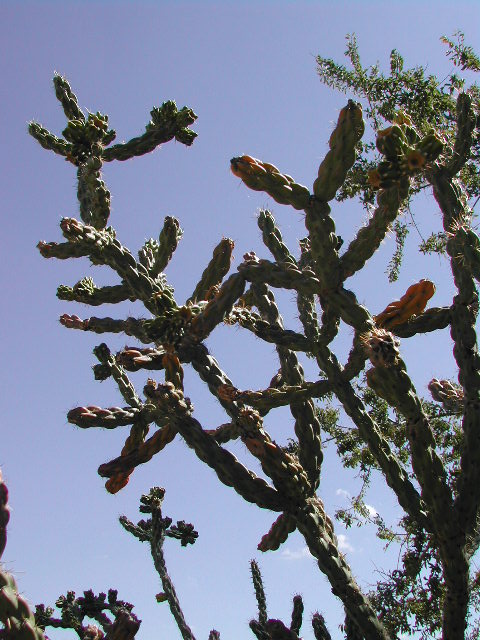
[1,2,479,639]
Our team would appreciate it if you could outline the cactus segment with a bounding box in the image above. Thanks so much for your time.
[374,279,436,328]
[0,471,8,560]
[369,120,444,190]
[0,570,45,640]
[231,156,311,210]
[257,513,296,551]
[313,100,364,202]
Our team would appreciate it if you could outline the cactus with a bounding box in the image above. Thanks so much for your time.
[14,30,480,640]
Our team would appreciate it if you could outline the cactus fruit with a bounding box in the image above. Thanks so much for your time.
[369,118,444,190]
[374,279,435,328]
[313,100,364,201]
[360,327,400,367]
[428,378,465,413]
[230,155,311,210]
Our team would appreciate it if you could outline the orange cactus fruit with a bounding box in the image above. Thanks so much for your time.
[230,155,266,179]
[374,279,435,328]
[105,473,131,494]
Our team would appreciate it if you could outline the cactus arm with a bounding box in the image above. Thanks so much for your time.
[311,612,333,640]
[67,405,144,429]
[37,239,91,260]
[257,209,297,265]
[235,380,333,415]
[391,305,452,337]
[189,273,246,340]
[251,282,323,492]
[445,92,476,177]
[143,382,284,512]
[93,343,141,407]
[53,73,85,121]
[59,314,153,343]
[57,281,134,305]
[238,257,321,295]
[257,512,297,551]
[187,237,234,303]
[102,102,197,162]
[112,346,167,373]
[0,570,46,640]
[295,498,392,640]
[339,180,409,280]
[317,343,429,531]
[144,216,183,277]
[76,158,111,229]
[342,333,369,380]
[304,199,342,288]
[28,121,71,156]
[250,560,268,627]
[228,307,312,352]
[98,423,175,480]
[429,169,480,546]
[59,218,174,314]
[313,100,365,203]
[366,361,454,529]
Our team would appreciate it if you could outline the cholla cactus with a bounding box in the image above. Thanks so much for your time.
[18,33,480,640]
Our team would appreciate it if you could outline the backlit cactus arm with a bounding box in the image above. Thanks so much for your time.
[102,102,197,162]
[311,612,333,640]
[144,381,284,512]
[188,237,234,303]
[304,199,341,288]
[0,471,8,561]
[446,92,476,177]
[339,181,409,280]
[296,239,327,345]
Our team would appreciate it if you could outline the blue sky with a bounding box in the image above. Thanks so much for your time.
[1,2,480,639]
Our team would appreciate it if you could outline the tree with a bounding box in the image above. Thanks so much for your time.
[1,32,479,640]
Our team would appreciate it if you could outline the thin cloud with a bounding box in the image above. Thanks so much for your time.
[280,546,312,561]
[337,534,354,553]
